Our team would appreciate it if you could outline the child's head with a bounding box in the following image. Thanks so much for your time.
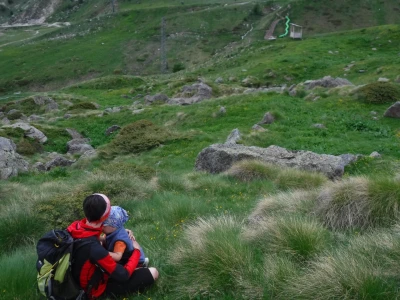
[103,206,129,234]
[83,193,111,224]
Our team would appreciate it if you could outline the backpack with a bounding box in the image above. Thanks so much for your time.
[36,229,96,300]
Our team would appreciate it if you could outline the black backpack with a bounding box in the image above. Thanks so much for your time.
[36,229,97,300]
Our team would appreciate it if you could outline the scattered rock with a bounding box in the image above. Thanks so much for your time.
[66,128,83,139]
[0,137,29,179]
[7,123,47,143]
[64,114,72,119]
[378,77,389,82]
[241,76,260,87]
[132,109,145,114]
[1,117,10,125]
[28,114,45,122]
[45,101,59,112]
[195,144,345,179]
[67,138,94,155]
[168,83,212,105]
[219,106,226,115]
[91,102,100,109]
[395,76,400,83]
[79,149,97,160]
[104,107,121,114]
[258,112,275,125]
[7,109,20,116]
[225,129,241,145]
[144,93,169,105]
[372,48,377,51]
[32,162,46,173]
[45,156,75,171]
[312,123,326,129]
[251,124,266,132]
[370,111,377,116]
[369,151,381,158]
[105,125,121,136]
[303,76,353,90]
[384,102,400,118]
[358,70,366,73]
[215,77,224,84]
[0,112,3,118]
[62,100,74,107]
[338,154,362,167]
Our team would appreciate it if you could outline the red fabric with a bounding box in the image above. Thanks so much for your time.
[67,219,103,239]
[67,219,140,299]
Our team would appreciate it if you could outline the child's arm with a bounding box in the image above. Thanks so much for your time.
[109,241,127,262]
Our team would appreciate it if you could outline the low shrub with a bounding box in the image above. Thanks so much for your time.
[7,110,23,120]
[16,137,43,155]
[99,161,155,180]
[172,62,185,73]
[354,82,400,104]
[103,119,179,156]
[69,101,98,110]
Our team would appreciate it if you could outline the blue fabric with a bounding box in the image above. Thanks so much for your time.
[105,227,146,263]
[103,206,129,229]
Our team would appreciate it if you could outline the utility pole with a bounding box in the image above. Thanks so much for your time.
[160,17,167,73]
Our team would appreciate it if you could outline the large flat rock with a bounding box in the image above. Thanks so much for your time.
[195,144,345,179]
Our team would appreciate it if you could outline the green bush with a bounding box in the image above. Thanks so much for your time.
[69,101,98,110]
[172,62,185,73]
[16,138,43,155]
[225,160,280,182]
[355,82,400,104]
[103,119,179,156]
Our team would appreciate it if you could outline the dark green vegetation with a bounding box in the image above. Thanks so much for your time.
[1,0,400,299]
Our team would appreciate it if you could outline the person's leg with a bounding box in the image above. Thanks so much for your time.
[105,267,157,298]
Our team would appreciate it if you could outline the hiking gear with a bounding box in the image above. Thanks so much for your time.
[103,206,129,229]
[67,219,140,299]
[36,229,97,300]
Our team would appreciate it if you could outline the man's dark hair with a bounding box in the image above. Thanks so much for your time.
[83,194,106,222]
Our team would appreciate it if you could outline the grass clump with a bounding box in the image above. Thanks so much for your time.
[68,101,98,111]
[225,160,327,190]
[102,119,179,156]
[16,137,43,155]
[225,160,280,182]
[244,216,332,262]
[354,82,400,104]
[316,176,400,230]
[169,216,255,299]
[281,230,400,299]
[73,75,144,90]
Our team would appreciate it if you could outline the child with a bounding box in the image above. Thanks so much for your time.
[102,206,148,267]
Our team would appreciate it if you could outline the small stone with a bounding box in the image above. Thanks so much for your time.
[219,106,226,115]
[105,125,121,136]
[378,77,389,82]
[312,123,326,129]
[258,112,275,125]
[372,48,377,51]
[369,151,381,158]
[251,124,266,132]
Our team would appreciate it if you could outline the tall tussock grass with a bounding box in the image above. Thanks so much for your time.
[316,176,400,230]
[169,216,256,299]
[225,160,327,190]
[244,216,333,262]
[280,229,400,299]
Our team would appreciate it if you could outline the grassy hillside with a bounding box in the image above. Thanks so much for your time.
[1,1,400,299]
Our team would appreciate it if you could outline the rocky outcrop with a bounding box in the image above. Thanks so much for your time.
[0,137,29,179]
[105,125,121,136]
[45,156,75,171]
[168,83,212,105]
[7,123,47,143]
[145,94,169,105]
[195,144,346,179]
[225,129,241,145]
[304,76,353,90]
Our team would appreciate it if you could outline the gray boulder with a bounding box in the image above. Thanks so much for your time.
[65,128,83,139]
[104,107,121,114]
[252,124,266,132]
[28,114,45,122]
[370,151,381,158]
[1,117,10,125]
[67,138,94,155]
[195,144,345,179]
[304,76,353,90]
[168,83,212,105]
[145,94,169,105]
[32,162,46,173]
[384,102,400,118]
[7,123,47,143]
[225,129,241,145]
[45,156,75,171]
[105,125,121,136]
[0,137,29,179]
[258,112,275,125]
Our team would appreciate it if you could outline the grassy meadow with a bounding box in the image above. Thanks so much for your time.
[1,0,400,299]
